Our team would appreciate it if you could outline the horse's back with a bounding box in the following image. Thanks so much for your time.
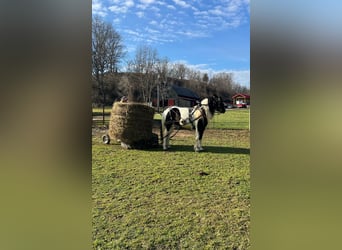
[162,106,190,121]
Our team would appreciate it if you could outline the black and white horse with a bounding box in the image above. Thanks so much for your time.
[161,95,226,152]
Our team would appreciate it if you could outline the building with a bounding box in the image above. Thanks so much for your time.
[153,84,200,108]
[232,93,250,108]
[168,85,200,107]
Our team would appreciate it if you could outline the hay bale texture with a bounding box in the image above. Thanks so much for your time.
[109,102,155,149]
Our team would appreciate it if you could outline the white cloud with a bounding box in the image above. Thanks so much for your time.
[172,0,191,8]
[112,18,120,25]
[209,8,225,16]
[109,5,129,13]
[92,0,101,11]
[107,0,249,57]
[145,27,160,34]
[228,70,250,87]
[124,29,141,36]
[194,10,209,16]
[156,1,166,6]
[170,60,250,87]
[150,6,160,12]
[137,4,147,9]
[140,0,156,5]
[176,30,208,38]
[92,0,108,17]
[125,0,134,7]
[149,20,158,26]
[108,0,135,14]
[227,1,240,12]
[136,11,144,18]
[167,5,176,10]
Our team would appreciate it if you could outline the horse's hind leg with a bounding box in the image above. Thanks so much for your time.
[162,126,168,150]
[162,126,172,150]
[162,113,171,150]
[163,130,168,150]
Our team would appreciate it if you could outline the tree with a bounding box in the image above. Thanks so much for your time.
[155,57,170,110]
[209,72,234,98]
[170,63,187,80]
[186,68,202,82]
[127,45,159,103]
[202,73,209,83]
[92,16,125,124]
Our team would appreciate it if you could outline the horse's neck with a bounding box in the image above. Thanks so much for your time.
[200,98,213,119]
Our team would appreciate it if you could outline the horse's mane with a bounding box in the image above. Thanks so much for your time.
[207,96,217,115]
[200,96,216,119]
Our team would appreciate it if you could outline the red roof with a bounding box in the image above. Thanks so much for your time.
[232,93,250,99]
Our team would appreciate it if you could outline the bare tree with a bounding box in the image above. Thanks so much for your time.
[209,72,234,98]
[92,16,125,124]
[232,83,250,95]
[186,68,202,82]
[127,45,159,103]
[155,57,169,110]
[170,63,187,80]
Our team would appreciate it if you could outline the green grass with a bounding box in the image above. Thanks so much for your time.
[92,128,250,249]
[208,109,250,130]
[93,108,250,130]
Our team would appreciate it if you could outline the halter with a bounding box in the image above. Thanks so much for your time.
[190,105,207,124]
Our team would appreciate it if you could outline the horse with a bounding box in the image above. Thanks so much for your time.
[160,95,226,152]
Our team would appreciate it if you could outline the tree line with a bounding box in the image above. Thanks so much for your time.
[92,16,249,110]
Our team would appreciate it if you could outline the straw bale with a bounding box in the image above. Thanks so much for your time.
[109,102,155,148]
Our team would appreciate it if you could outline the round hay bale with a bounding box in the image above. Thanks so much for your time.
[108,102,155,148]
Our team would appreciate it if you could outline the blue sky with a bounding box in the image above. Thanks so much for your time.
[92,0,250,87]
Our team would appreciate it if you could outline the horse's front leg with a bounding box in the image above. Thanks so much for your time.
[197,134,204,151]
[194,127,201,152]
[194,121,205,152]
[198,139,204,151]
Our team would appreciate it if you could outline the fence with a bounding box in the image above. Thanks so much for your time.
[92,108,250,131]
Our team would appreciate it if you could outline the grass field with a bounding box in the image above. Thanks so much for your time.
[93,107,250,130]
[92,108,250,249]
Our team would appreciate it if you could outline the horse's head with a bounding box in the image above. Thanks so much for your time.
[209,95,226,114]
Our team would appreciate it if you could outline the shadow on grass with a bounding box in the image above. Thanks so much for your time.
[148,145,249,155]
[104,140,249,155]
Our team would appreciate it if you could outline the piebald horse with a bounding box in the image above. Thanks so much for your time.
[161,95,226,152]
